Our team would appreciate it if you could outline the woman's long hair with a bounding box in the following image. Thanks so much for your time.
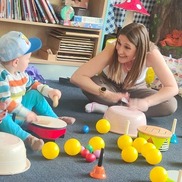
[107,23,150,89]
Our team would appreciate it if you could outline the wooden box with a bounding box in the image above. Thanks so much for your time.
[65,0,89,9]
[38,46,57,61]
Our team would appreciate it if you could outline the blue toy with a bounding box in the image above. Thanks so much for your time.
[170,119,178,144]
[82,125,90,134]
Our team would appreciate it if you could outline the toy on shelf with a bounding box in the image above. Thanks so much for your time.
[90,148,106,180]
[170,118,178,144]
[114,0,150,27]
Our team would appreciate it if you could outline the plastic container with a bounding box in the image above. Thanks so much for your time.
[0,132,30,175]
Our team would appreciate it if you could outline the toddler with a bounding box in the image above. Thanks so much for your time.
[0,31,75,151]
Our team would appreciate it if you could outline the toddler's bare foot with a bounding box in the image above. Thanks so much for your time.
[59,116,75,125]
[25,135,44,151]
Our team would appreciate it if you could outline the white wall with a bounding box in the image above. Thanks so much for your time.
[31,64,78,80]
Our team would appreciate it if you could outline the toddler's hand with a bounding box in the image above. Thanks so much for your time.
[26,111,38,123]
[48,89,61,102]
[0,102,7,121]
[0,102,7,110]
[0,110,7,120]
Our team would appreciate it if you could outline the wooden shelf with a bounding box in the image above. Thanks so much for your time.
[0,18,101,33]
[30,57,84,67]
[0,0,108,67]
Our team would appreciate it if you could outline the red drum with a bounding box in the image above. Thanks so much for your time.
[27,116,67,140]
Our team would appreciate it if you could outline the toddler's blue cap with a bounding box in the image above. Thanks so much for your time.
[0,31,42,62]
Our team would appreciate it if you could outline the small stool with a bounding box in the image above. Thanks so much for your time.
[103,106,147,137]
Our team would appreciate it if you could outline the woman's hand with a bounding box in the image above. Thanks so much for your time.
[128,98,149,112]
[104,90,130,104]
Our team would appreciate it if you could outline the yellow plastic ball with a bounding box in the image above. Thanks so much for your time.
[117,135,133,150]
[146,148,162,165]
[96,119,110,134]
[42,142,60,160]
[64,138,81,156]
[89,136,105,151]
[149,166,168,182]
[132,137,147,153]
[141,143,156,158]
[121,146,138,163]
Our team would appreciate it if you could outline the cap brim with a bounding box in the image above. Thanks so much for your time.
[26,37,42,54]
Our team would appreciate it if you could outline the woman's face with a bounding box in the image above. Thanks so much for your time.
[116,34,137,64]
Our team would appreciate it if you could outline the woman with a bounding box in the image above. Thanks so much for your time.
[70,23,178,117]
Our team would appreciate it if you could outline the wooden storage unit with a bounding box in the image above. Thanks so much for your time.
[0,0,108,66]
[47,29,96,63]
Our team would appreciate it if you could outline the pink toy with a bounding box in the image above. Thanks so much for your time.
[81,149,90,158]
[103,106,146,137]
[93,150,101,159]
[86,153,96,163]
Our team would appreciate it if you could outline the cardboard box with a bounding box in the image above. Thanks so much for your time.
[65,0,89,9]
[74,15,103,24]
